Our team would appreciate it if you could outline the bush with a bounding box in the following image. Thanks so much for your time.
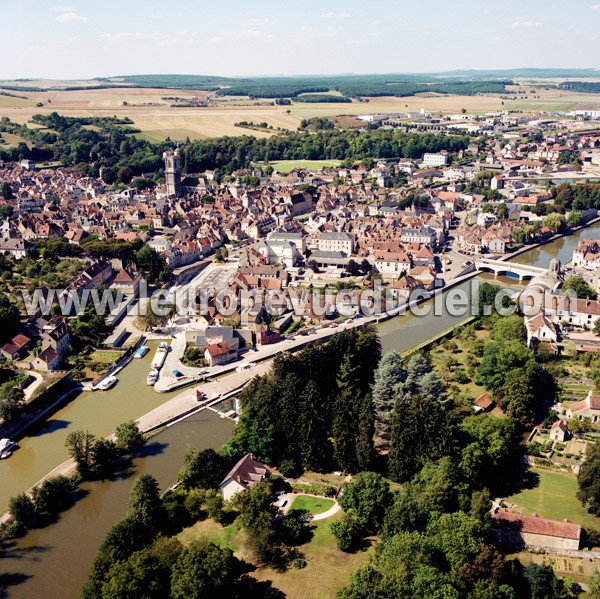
[292,558,307,569]
[278,458,302,478]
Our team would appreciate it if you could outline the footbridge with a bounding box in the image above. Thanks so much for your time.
[475,259,548,281]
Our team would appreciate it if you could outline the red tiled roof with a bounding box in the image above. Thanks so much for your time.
[221,453,268,491]
[206,341,229,357]
[493,510,580,541]
[474,392,493,410]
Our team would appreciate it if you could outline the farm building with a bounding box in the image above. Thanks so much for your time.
[492,510,580,551]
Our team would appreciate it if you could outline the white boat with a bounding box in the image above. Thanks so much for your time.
[96,375,118,391]
[0,438,17,459]
[146,369,159,386]
[134,345,149,359]
[151,345,169,370]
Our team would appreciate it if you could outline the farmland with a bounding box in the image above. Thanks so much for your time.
[0,81,599,141]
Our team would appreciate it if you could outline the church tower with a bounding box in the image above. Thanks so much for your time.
[163,150,182,198]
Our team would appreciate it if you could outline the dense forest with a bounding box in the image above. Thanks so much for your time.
[558,81,600,94]
[0,113,470,179]
[217,80,511,99]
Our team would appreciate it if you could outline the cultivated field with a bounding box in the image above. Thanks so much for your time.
[0,83,599,141]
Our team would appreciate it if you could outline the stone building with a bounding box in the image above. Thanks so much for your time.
[163,150,182,198]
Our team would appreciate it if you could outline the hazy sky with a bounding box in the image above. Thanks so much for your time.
[1,0,599,79]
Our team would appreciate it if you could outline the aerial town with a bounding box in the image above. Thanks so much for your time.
[3,1,600,597]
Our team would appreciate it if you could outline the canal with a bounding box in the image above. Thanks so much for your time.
[0,413,234,598]
[2,220,600,598]
[0,341,180,512]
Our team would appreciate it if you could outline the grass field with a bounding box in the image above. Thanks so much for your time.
[180,512,372,598]
[270,159,342,173]
[290,495,335,515]
[507,467,600,531]
[88,350,124,364]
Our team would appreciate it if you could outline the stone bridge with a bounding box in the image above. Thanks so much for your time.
[475,259,549,281]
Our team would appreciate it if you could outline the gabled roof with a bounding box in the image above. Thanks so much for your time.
[221,453,268,492]
[493,510,580,541]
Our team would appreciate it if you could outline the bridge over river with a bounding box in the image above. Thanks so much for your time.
[475,258,549,281]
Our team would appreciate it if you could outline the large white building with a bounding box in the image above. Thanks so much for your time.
[422,153,448,167]
[317,231,355,255]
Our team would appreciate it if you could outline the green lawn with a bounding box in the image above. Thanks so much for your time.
[507,467,600,531]
[290,495,335,515]
[252,512,373,599]
[269,159,342,173]
[180,511,372,598]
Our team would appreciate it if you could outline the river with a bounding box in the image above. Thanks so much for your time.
[2,220,600,598]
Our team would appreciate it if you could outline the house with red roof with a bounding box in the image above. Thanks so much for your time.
[220,453,269,501]
[493,509,580,551]
[567,390,600,423]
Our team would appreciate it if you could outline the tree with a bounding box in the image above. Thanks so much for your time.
[522,563,571,599]
[567,211,582,227]
[127,474,165,529]
[101,549,168,599]
[563,275,597,300]
[371,351,406,447]
[338,471,392,532]
[65,429,96,477]
[115,420,146,453]
[496,203,508,220]
[8,492,35,527]
[331,516,362,552]
[388,395,453,482]
[170,539,235,599]
[0,381,25,422]
[117,166,133,184]
[542,213,566,234]
[0,204,13,219]
[178,448,227,490]
[91,438,118,476]
[491,315,526,343]
[31,475,76,514]
[577,441,600,515]
[1,182,13,201]
[214,247,228,262]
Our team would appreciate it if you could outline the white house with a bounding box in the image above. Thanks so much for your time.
[220,453,269,501]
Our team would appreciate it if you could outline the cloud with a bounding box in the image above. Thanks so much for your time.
[54,11,89,23]
[320,11,352,19]
[511,17,543,29]
[592,3,600,9]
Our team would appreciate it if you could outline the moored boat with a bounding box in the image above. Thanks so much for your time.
[134,345,149,359]
[0,438,18,459]
[146,369,159,386]
[95,375,118,391]
[151,345,169,369]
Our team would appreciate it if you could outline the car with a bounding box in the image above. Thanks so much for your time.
[281,499,288,507]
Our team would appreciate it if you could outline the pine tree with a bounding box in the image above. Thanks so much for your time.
[299,381,330,471]
[372,351,406,448]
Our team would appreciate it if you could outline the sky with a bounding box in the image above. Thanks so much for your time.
[1,0,599,80]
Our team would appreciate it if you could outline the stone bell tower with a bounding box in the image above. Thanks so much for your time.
[163,150,182,198]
